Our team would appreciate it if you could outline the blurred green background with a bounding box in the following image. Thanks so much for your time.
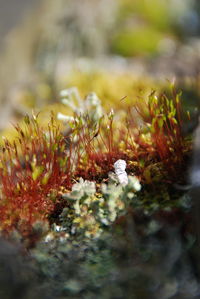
[0,0,199,132]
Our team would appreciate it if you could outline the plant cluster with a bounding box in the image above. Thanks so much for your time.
[0,114,73,240]
[60,174,141,239]
[58,84,191,185]
[0,84,192,243]
[132,86,191,181]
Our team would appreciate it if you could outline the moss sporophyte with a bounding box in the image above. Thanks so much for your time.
[0,86,192,243]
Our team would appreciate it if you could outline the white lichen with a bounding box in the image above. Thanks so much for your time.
[128,175,141,192]
[114,159,128,186]
[57,113,75,123]
[58,88,103,124]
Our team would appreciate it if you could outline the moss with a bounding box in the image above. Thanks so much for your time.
[112,27,164,57]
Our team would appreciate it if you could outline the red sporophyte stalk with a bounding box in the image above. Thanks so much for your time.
[74,113,127,181]
[70,86,190,184]
[0,86,192,240]
[0,114,73,237]
[132,87,191,181]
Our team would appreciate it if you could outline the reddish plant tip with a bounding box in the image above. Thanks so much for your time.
[0,86,193,241]
[131,87,192,181]
[0,114,73,237]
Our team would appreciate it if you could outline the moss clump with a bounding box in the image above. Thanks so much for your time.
[0,83,193,245]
